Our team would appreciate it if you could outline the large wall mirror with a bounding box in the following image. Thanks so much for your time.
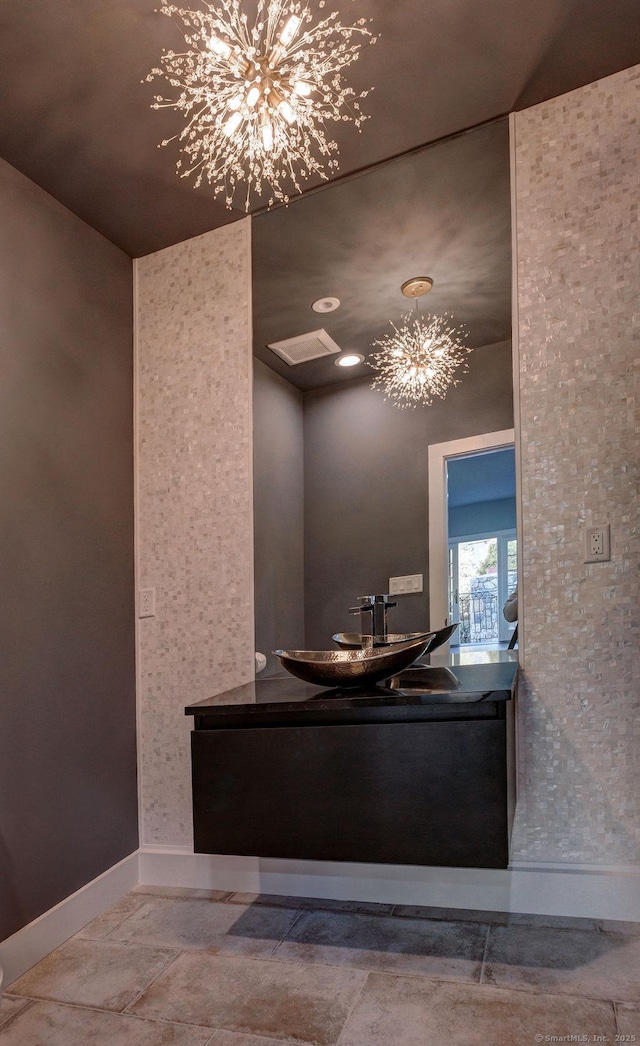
[252,116,514,673]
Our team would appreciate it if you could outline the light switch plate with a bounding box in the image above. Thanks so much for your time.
[389,573,423,595]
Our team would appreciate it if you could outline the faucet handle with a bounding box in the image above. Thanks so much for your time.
[357,594,397,608]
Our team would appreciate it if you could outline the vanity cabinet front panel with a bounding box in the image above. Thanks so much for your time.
[191,717,509,868]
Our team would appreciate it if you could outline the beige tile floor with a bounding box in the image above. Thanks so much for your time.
[2,887,639,1045]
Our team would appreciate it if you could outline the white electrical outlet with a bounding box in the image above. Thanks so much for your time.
[389,573,424,595]
[584,525,611,563]
[139,588,156,618]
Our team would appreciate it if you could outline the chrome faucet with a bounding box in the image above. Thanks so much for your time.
[349,594,397,649]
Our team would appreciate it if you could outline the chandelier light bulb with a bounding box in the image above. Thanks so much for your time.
[261,119,274,152]
[278,99,296,124]
[147,0,377,210]
[268,42,286,67]
[369,311,472,409]
[223,110,243,136]
[209,34,231,58]
[280,14,302,46]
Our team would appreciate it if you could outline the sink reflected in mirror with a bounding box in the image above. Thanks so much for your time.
[332,630,435,650]
[423,622,459,652]
[388,665,460,693]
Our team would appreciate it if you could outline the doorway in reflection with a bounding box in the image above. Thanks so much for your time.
[446,447,516,650]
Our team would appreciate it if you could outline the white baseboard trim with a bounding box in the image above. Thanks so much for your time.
[139,848,640,922]
[0,851,139,988]
[3,848,638,993]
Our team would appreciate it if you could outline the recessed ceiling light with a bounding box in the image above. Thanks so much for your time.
[335,353,364,368]
[312,296,341,314]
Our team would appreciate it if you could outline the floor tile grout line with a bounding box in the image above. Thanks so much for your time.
[613,1000,622,1037]
[353,972,622,1009]
[267,906,308,958]
[127,888,638,933]
[99,896,155,942]
[223,894,394,918]
[135,888,234,903]
[479,923,491,984]
[0,997,35,1033]
[8,975,624,1012]
[67,931,490,991]
[2,991,185,1019]
[218,890,631,928]
[93,896,311,964]
[57,920,495,986]
[254,948,497,990]
[120,947,185,1014]
[3,992,224,1035]
[451,975,627,1004]
[334,969,373,1046]
[231,943,633,1007]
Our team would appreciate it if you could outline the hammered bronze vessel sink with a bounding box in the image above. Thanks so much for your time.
[274,635,431,688]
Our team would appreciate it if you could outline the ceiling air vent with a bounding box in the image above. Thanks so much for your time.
[267,328,341,366]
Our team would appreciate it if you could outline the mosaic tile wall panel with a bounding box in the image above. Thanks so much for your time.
[512,66,640,863]
[136,219,254,847]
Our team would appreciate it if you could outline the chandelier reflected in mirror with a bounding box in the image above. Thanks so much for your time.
[147,0,376,210]
[368,277,472,409]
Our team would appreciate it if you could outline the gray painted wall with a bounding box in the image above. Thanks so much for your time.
[303,341,515,648]
[0,158,137,941]
[253,359,305,675]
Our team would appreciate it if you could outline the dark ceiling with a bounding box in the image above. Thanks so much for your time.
[252,118,512,390]
[1,0,639,258]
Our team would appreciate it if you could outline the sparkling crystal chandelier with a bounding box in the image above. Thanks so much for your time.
[147,0,376,209]
[369,278,472,409]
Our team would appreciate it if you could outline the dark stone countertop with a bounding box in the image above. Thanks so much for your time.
[185,657,518,725]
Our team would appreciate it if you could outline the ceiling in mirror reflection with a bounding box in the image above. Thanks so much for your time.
[252,118,511,391]
[447,448,516,507]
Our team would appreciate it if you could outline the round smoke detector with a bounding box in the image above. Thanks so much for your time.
[312,296,341,313]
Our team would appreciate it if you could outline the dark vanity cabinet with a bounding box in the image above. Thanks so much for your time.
[186,661,517,870]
